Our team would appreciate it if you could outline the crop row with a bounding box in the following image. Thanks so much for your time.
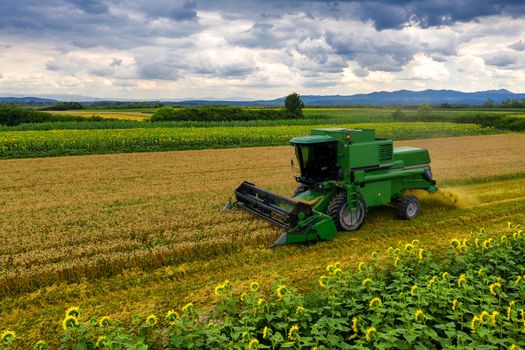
[0,122,495,159]
[1,224,524,349]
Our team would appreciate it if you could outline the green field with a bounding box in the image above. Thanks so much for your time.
[0,122,496,159]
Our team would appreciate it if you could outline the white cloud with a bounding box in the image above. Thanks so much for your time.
[408,54,450,81]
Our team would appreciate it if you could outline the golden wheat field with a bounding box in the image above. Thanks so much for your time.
[0,133,524,345]
[47,110,152,121]
[0,133,524,295]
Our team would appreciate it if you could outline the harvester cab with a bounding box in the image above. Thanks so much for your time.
[227,128,437,246]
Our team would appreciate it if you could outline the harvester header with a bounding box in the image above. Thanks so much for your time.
[227,128,437,246]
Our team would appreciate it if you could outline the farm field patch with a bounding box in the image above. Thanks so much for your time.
[0,134,524,346]
[0,122,497,159]
[46,110,152,121]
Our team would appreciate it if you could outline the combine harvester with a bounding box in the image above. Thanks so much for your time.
[227,128,437,246]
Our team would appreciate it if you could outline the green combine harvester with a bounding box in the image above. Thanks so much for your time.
[228,128,437,246]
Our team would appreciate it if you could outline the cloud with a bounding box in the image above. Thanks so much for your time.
[88,66,114,77]
[0,72,3,79]
[70,0,108,14]
[134,46,257,81]
[110,58,122,67]
[484,52,518,67]
[346,0,525,30]
[510,40,525,51]
[1,0,525,99]
[169,0,197,21]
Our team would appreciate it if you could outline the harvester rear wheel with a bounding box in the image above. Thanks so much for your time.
[327,193,366,231]
[397,195,420,220]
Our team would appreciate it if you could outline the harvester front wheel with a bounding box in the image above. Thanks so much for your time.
[327,193,366,231]
[397,195,420,220]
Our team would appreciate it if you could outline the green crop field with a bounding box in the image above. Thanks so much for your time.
[0,122,498,159]
[0,132,524,348]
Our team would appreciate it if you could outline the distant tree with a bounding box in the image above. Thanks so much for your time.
[41,101,83,111]
[284,92,304,118]
[417,104,433,118]
[391,108,405,120]
[440,102,452,109]
[482,98,494,108]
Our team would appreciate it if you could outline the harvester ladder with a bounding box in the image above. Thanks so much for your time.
[347,188,359,213]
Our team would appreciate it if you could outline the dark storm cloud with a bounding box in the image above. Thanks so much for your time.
[312,0,525,30]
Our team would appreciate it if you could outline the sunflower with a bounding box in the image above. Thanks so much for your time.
[182,302,194,313]
[0,330,16,344]
[248,338,259,350]
[165,310,180,325]
[262,326,269,339]
[276,285,287,299]
[61,315,79,331]
[410,285,418,296]
[369,297,382,308]
[489,281,502,296]
[507,301,515,320]
[319,275,327,288]
[361,278,372,286]
[351,317,358,334]
[288,325,299,341]
[145,314,157,327]
[415,309,424,322]
[470,315,480,332]
[491,311,499,325]
[427,276,437,288]
[98,316,111,327]
[365,327,376,342]
[214,284,225,296]
[65,306,80,318]
[452,299,458,311]
[250,281,259,292]
[33,340,48,350]
[457,274,466,288]
[96,336,107,348]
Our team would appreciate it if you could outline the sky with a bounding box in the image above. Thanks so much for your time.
[1,0,525,100]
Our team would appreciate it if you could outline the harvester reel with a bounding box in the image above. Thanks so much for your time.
[397,195,420,220]
[327,193,366,231]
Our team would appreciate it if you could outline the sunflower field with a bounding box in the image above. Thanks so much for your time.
[2,224,523,349]
[0,122,494,159]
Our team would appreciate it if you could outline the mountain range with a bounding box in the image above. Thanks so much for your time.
[1,89,524,106]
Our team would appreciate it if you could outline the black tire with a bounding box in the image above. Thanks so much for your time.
[327,193,367,231]
[293,184,309,197]
[397,195,420,220]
